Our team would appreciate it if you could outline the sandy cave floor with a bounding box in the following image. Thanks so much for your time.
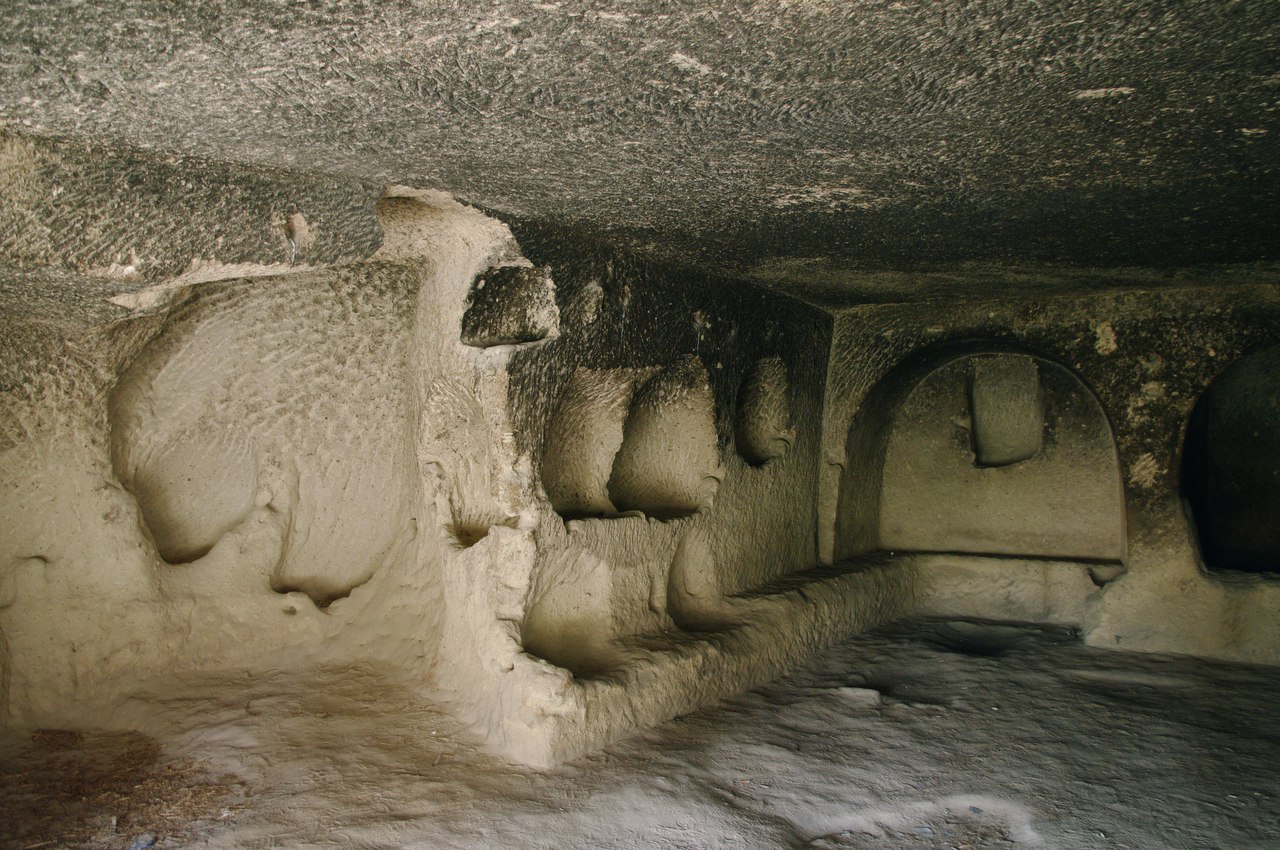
[3,617,1279,850]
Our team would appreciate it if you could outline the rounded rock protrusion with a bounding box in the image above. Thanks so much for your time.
[460,265,559,347]
[607,357,723,519]
[734,357,795,466]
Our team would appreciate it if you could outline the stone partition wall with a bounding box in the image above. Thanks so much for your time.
[0,140,912,767]
[820,282,1280,663]
[0,189,529,732]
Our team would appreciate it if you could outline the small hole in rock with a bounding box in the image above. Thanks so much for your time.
[449,524,491,548]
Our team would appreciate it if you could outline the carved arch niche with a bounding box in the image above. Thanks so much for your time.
[836,347,1125,564]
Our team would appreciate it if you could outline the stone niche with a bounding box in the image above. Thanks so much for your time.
[1182,345,1280,575]
[540,358,721,521]
[488,227,911,762]
[829,346,1124,627]
[873,352,1124,562]
[822,288,1280,664]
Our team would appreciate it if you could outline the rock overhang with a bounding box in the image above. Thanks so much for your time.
[1,0,1277,291]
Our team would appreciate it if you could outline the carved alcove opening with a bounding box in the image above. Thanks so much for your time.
[1183,346,1280,575]
[837,349,1125,564]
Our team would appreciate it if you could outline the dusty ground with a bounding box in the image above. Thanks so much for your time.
[0,730,242,849]
[3,617,1278,849]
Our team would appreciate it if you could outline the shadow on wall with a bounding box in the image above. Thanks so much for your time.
[1183,345,1280,575]
[541,355,723,521]
[836,344,1126,564]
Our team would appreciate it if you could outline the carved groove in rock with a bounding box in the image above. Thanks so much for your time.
[734,356,795,467]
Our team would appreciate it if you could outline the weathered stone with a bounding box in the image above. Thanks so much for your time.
[460,265,559,347]
[969,354,1044,467]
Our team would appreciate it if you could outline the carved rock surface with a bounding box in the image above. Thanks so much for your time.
[460,265,559,348]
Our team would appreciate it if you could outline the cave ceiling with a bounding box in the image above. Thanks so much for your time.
[2,0,1278,302]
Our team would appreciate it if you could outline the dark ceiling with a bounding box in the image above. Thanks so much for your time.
[2,0,1278,282]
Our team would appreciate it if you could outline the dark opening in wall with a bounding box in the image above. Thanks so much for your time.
[1183,346,1280,575]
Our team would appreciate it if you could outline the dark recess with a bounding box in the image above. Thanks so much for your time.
[1183,346,1280,575]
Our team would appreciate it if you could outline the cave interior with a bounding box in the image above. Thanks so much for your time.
[1,1,1279,847]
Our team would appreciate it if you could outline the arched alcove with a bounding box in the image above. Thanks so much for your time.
[836,346,1125,564]
[1182,345,1280,575]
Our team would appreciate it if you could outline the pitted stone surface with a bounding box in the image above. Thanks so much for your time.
[1,0,1277,278]
[461,265,559,347]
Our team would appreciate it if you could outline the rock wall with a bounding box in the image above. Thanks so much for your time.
[820,283,1280,663]
[0,136,902,766]
[502,225,834,673]
[5,128,1277,769]
[0,189,530,732]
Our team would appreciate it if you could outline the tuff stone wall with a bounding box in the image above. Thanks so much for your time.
[821,284,1280,663]
[2,129,1278,771]
[0,142,907,766]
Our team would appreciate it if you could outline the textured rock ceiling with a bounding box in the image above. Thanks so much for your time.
[2,0,1278,287]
